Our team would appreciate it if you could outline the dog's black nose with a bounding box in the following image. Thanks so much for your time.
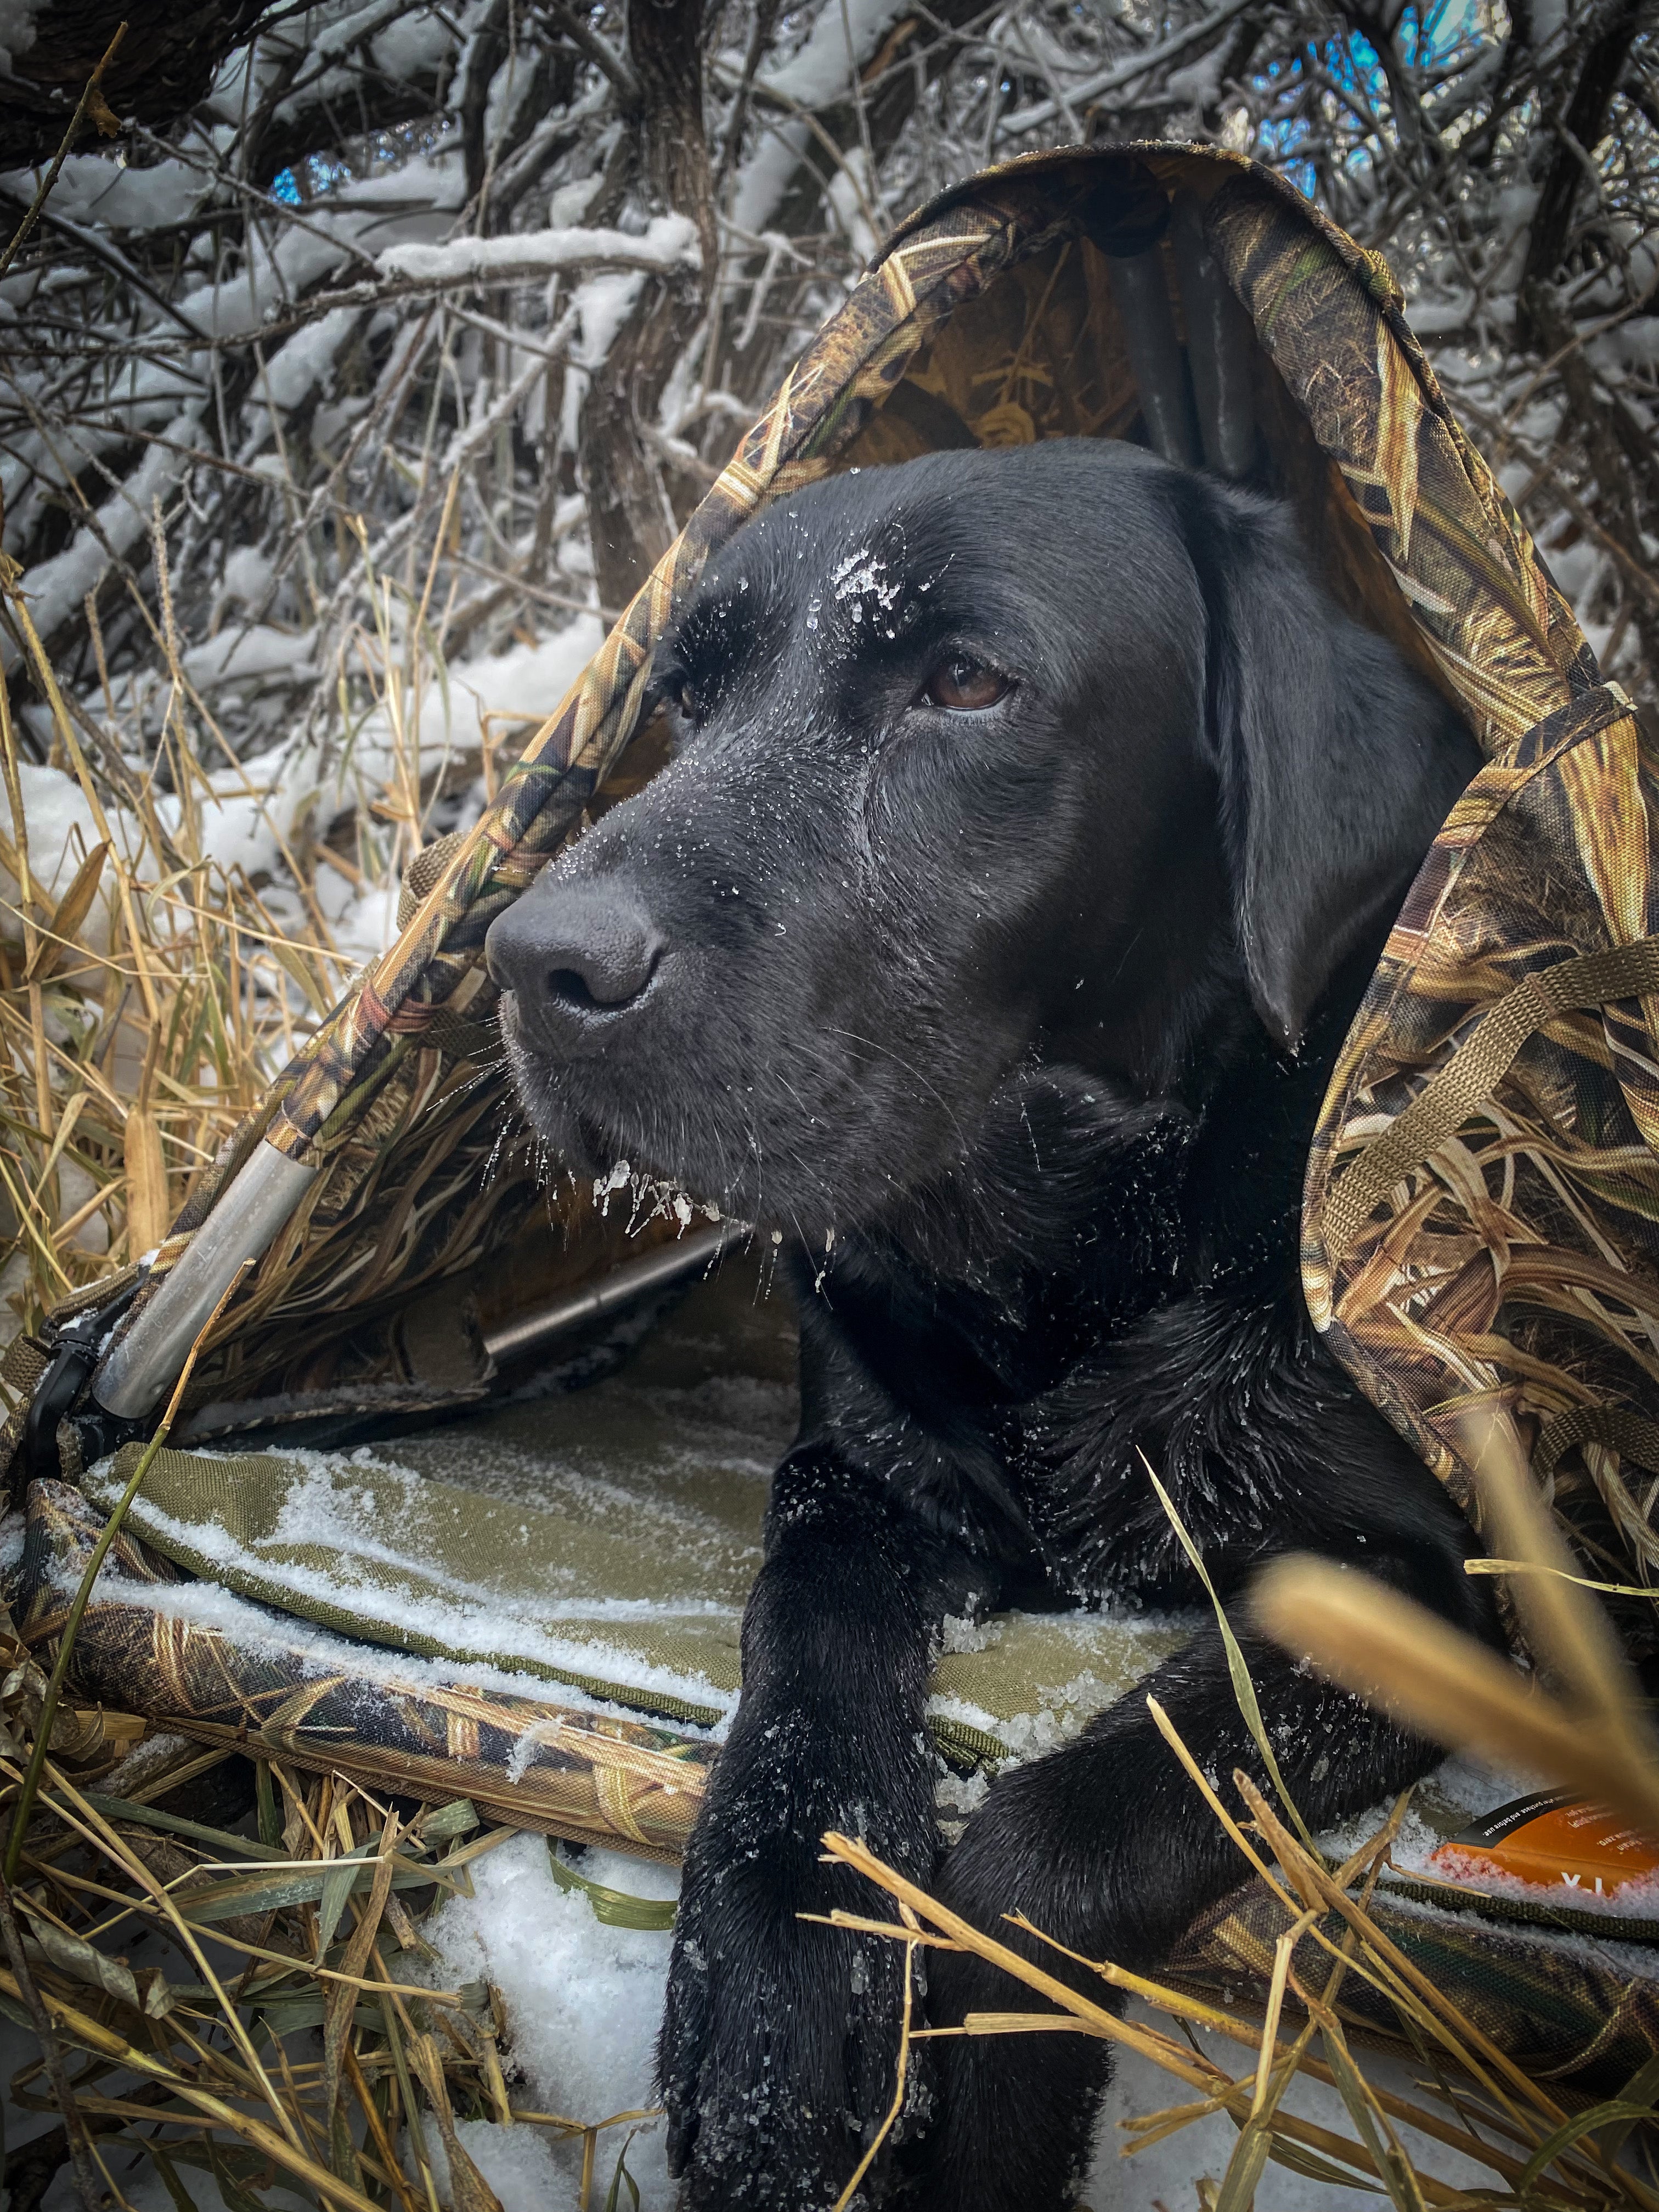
[485,881,663,1049]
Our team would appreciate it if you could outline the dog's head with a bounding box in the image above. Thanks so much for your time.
[488,442,1476,1235]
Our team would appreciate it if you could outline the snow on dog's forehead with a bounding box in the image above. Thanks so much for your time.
[684,467,934,645]
[673,439,1193,683]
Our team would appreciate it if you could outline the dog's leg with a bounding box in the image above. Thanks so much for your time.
[905,1615,1449,2211]
[660,1442,988,2212]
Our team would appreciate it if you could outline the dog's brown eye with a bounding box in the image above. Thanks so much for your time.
[924,656,1008,712]
[672,677,701,719]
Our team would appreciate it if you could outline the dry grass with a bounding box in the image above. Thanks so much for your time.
[0,503,496,1365]
[827,1429,1659,2212]
[0,1287,654,2212]
[0,1716,652,2212]
[823,1775,1658,2212]
[0,315,659,2208]
[0,564,314,1336]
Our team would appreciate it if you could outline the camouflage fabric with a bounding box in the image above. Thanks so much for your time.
[21,141,1659,1891]
[1166,1878,1659,2098]
[1199,176,1659,1624]
[78,141,1651,1612]
[9,1479,712,1862]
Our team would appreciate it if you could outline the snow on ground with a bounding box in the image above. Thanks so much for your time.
[425,1833,679,2208]
[1090,2011,1501,2209]
[409,1832,1506,2211]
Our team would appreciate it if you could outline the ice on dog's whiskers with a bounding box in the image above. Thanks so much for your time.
[593,1156,727,1235]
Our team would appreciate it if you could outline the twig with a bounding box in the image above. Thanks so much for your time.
[0,24,128,283]
[542,1,639,105]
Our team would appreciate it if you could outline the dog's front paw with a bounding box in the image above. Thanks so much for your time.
[659,1765,931,2207]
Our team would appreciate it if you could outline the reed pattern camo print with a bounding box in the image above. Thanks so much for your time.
[49,146,1659,1635]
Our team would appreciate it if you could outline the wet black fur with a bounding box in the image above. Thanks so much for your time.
[485,442,1499,2211]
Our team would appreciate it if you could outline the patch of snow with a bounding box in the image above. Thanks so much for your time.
[377,215,699,289]
[409,1819,1534,2212]
[256,306,359,413]
[13,403,204,656]
[78,1481,748,1723]
[0,0,39,76]
[417,2116,566,2210]
[1420,1847,1659,1920]
[831,546,900,610]
[731,0,903,238]
[8,153,201,229]
[182,625,318,690]
[449,617,606,729]
[72,1557,733,1741]
[331,881,400,966]
[824,155,878,265]
[370,8,453,82]
[939,1612,1000,1655]
[0,606,600,968]
[1402,293,1476,335]
[0,760,127,946]
[547,177,602,227]
[424,1832,677,2207]
[218,546,275,610]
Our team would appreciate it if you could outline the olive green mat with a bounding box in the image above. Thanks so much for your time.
[77,1267,1189,1769]
[80,1438,1187,1767]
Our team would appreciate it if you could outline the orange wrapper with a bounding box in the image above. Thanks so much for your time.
[1428,1791,1659,1902]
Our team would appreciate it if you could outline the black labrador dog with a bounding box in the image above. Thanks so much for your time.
[486,439,1498,2210]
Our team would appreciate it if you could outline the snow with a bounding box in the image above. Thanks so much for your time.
[74,1553,734,1740]
[255,306,359,413]
[182,625,320,690]
[445,615,606,729]
[1426,1847,1659,1917]
[425,1833,678,2205]
[377,215,701,289]
[731,0,905,239]
[12,154,202,229]
[78,1513,749,1726]
[0,609,601,973]
[16,403,204,652]
[0,759,124,934]
[410,1841,1524,2211]
[0,0,38,76]
[369,9,454,82]
[217,546,275,610]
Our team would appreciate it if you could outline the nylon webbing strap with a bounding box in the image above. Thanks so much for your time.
[1533,1402,1659,1488]
[397,830,469,929]
[1325,937,1659,1259]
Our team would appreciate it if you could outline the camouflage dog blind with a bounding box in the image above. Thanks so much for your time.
[9,145,1659,2068]
[10,143,1658,1643]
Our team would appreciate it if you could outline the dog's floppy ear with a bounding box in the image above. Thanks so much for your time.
[1172,477,1477,1053]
